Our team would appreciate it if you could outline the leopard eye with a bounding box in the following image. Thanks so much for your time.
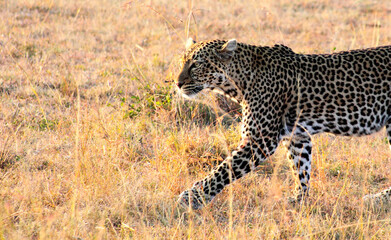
[188,62,197,75]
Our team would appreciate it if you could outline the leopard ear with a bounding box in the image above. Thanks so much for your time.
[185,38,196,50]
[217,39,237,60]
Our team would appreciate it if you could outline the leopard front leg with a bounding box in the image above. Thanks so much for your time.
[178,90,286,210]
[286,134,312,202]
[178,140,277,210]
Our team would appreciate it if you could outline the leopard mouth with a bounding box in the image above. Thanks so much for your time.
[179,84,204,98]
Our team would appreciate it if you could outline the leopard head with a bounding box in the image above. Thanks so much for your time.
[176,38,240,100]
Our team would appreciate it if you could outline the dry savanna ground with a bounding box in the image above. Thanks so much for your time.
[1,0,391,239]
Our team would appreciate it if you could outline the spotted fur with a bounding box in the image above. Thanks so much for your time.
[176,39,391,210]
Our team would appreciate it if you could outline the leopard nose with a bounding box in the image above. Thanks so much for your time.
[177,82,184,88]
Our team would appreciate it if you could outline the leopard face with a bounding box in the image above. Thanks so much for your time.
[176,39,242,101]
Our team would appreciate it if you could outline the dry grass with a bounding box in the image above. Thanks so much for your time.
[0,0,391,239]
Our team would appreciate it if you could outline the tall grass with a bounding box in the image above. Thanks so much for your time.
[0,0,390,238]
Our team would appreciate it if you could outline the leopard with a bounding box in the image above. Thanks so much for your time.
[176,38,391,210]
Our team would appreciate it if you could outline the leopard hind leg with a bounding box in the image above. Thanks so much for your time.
[285,133,312,203]
[363,119,391,206]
